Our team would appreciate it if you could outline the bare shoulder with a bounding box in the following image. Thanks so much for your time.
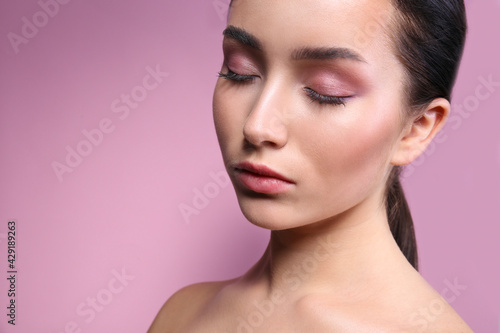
[409,292,473,333]
[403,276,473,332]
[295,272,474,332]
[383,276,474,332]
[147,279,236,333]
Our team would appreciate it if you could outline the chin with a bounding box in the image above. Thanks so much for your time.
[236,197,297,230]
[236,195,331,231]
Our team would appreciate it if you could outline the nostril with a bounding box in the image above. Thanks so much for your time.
[242,137,280,151]
[242,117,288,149]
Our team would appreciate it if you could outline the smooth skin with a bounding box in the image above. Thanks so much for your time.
[149,0,473,331]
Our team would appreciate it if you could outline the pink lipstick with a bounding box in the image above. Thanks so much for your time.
[233,161,294,194]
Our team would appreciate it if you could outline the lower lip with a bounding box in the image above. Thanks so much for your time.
[234,169,294,194]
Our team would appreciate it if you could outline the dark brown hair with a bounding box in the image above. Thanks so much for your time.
[227,0,468,270]
[385,0,467,270]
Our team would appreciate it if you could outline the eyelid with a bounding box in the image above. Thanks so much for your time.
[218,65,258,82]
[218,64,351,107]
[223,48,262,73]
[303,87,351,107]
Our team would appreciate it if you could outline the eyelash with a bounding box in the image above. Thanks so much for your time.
[218,68,349,107]
[218,69,255,82]
[303,87,348,107]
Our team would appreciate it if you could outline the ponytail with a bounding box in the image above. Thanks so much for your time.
[383,0,466,272]
[386,166,418,270]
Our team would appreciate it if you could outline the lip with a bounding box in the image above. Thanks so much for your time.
[233,161,295,194]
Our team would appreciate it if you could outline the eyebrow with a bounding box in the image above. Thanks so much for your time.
[222,25,367,64]
[223,25,262,50]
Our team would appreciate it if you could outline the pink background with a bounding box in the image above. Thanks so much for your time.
[0,0,498,332]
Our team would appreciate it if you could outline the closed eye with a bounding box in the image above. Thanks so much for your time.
[218,68,256,82]
[218,68,350,107]
[303,87,350,107]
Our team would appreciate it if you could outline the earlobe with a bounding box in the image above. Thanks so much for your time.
[391,98,450,166]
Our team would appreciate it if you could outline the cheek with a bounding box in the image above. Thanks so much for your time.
[298,103,400,203]
[213,81,260,164]
[213,82,241,155]
[341,112,398,170]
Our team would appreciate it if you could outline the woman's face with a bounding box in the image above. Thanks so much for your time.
[213,0,409,230]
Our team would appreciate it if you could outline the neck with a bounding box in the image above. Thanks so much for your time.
[241,194,413,300]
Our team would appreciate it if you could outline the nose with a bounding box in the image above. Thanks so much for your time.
[243,83,289,149]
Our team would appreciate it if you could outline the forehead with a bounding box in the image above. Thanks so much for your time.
[227,0,398,65]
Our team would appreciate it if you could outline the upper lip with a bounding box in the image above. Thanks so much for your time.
[233,161,294,183]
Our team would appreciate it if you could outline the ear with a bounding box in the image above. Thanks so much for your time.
[391,97,450,166]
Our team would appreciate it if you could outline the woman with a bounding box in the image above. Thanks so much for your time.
[149,0,473,331]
